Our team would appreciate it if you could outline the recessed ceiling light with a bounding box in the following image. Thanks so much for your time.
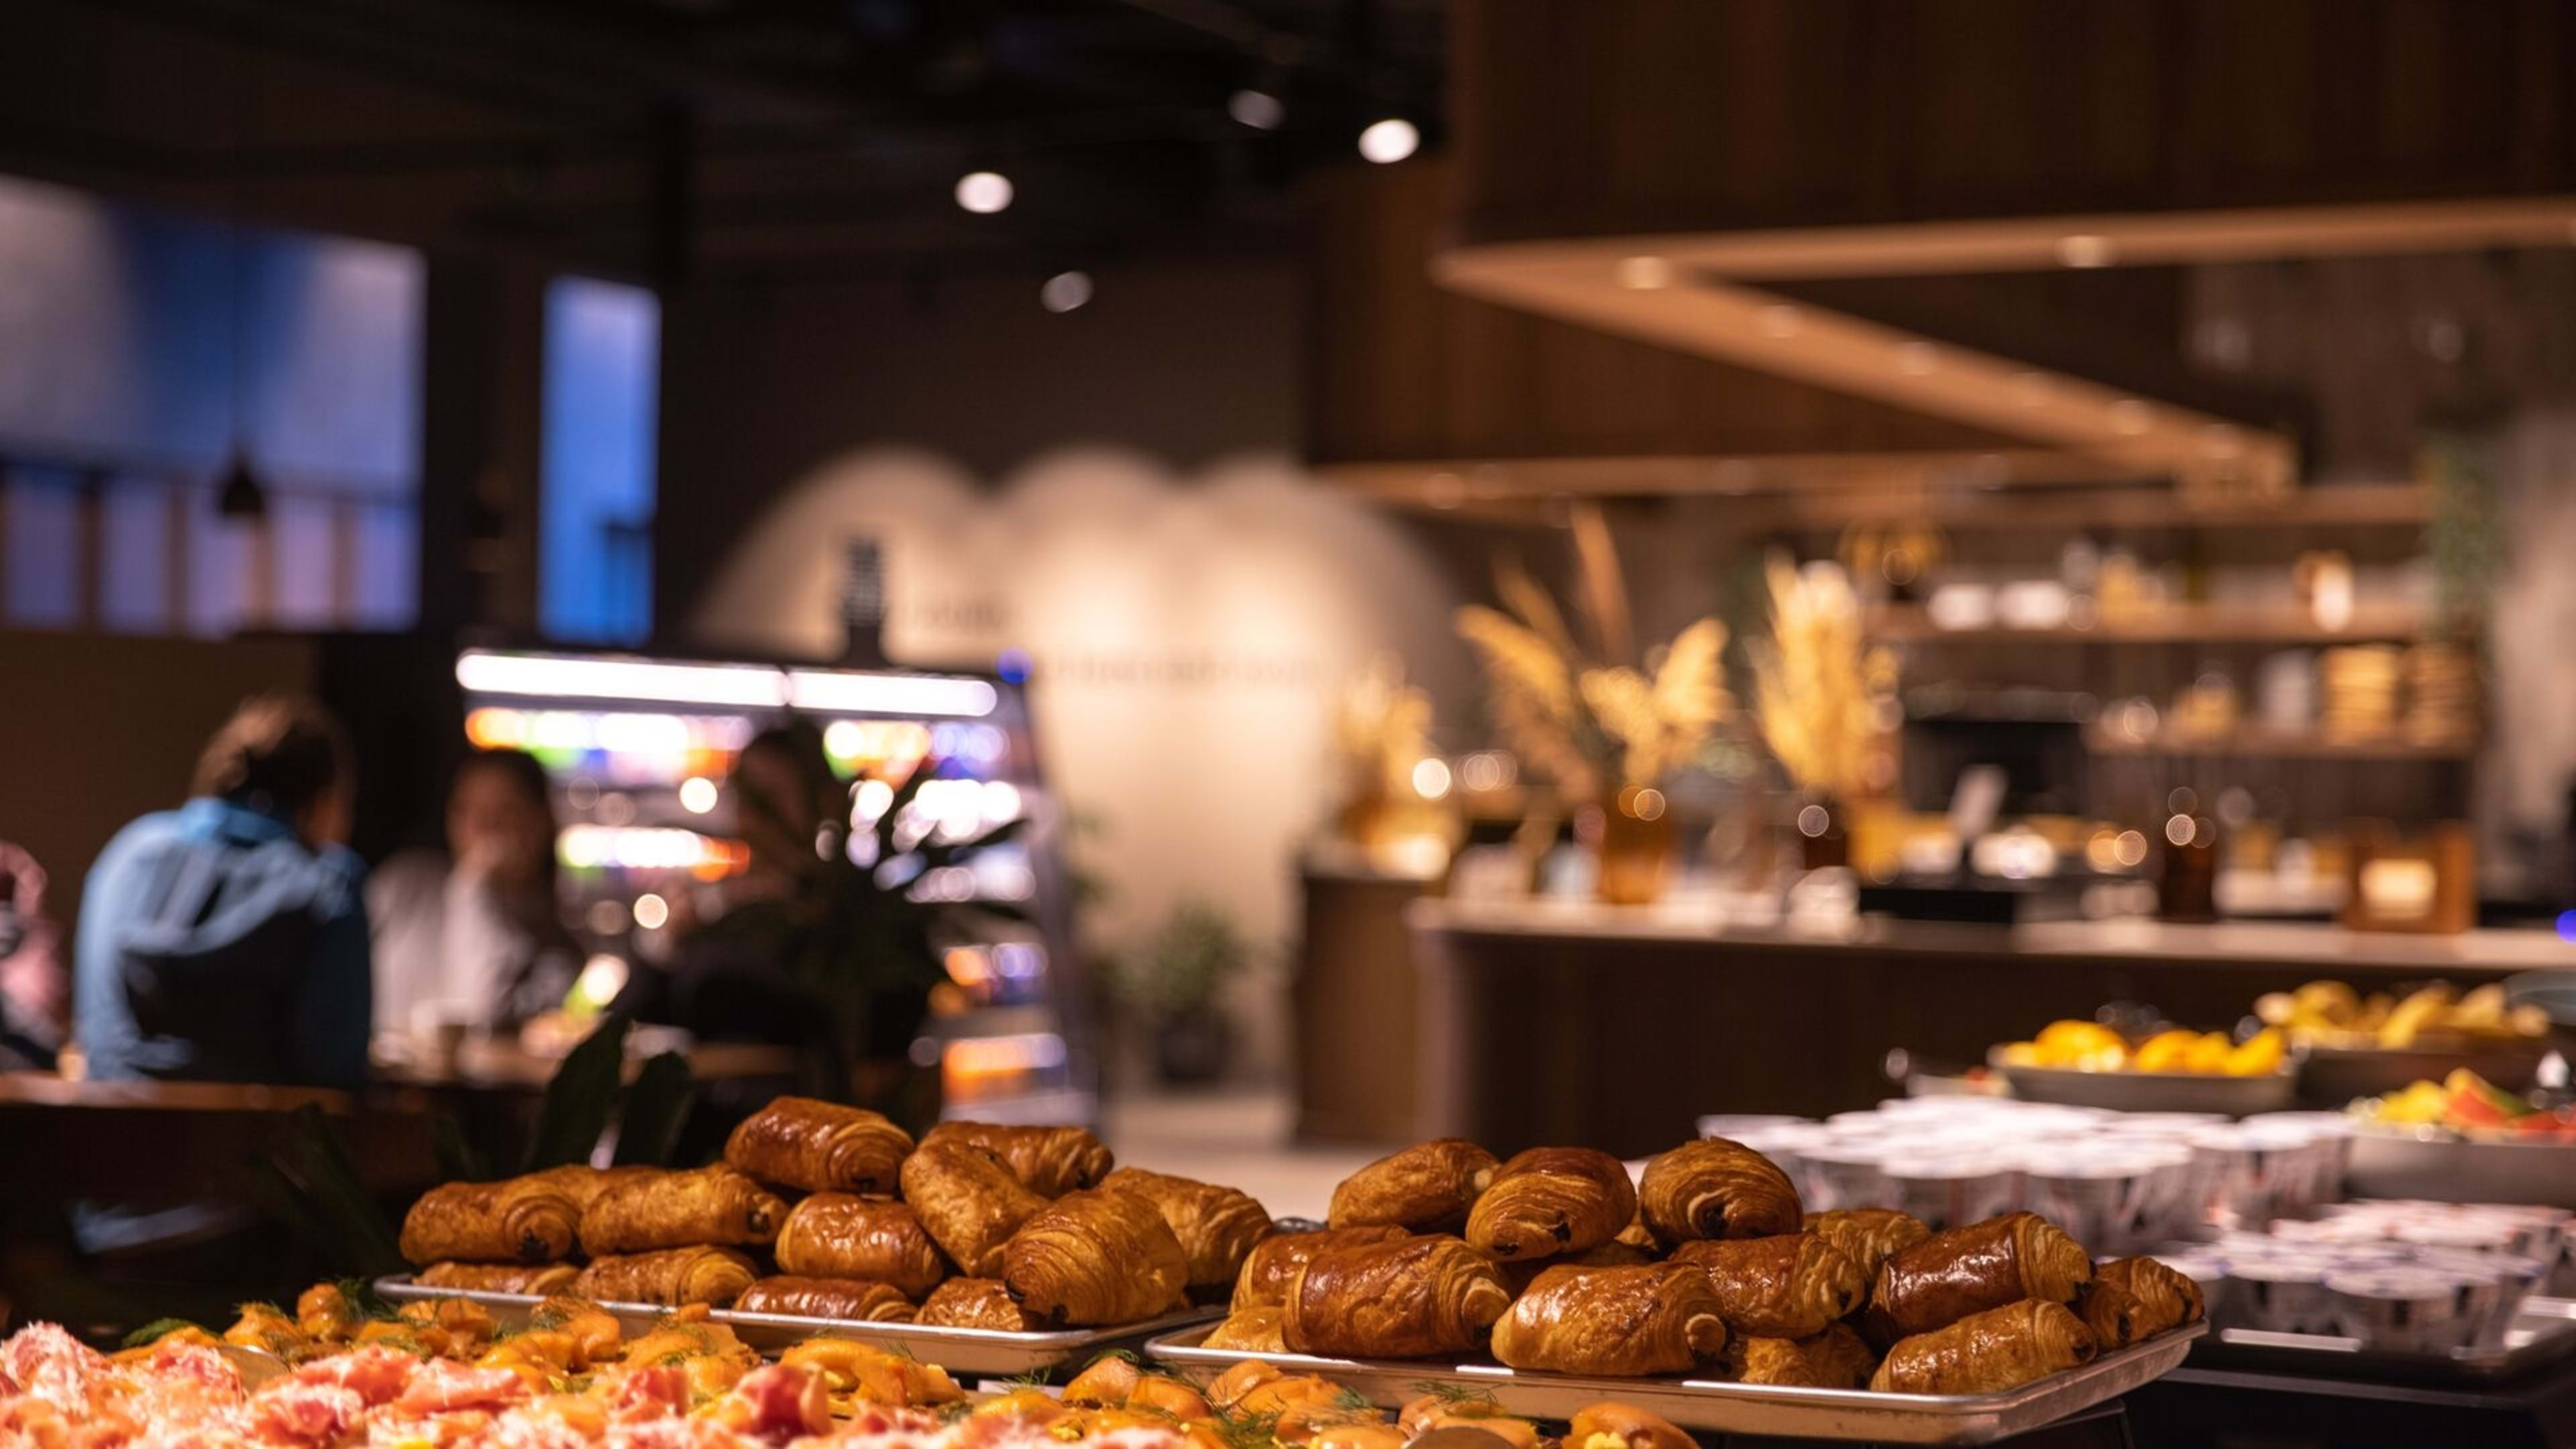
[955,170,1014,214]
[1358,117,1419,164]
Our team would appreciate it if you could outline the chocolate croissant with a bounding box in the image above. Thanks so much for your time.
[1002,1187,1191,1326]
[900,1139,1050,1278]
[772,1194,948,1298]
[1800,1322,1880,1389]
[1465,1148,1638,1261]
[1868,1214,2094,1342]
[733,1275,916,1322]
[919,1122,1113,1197]
[1671,1233,1867,1338]
[1328,1140,1500,1234]
[1805,1208,1931,1283]
[400,1177,580,1265]
[521,1164,663,1215]
[570,1246,758,1307]
[1282,1234,1513,1360]
[2078,1258,2204,1350]
[1204,1304,1290,1352]
[1728,1336,1823,1387]
[413,1261,580,1295]
[1234,1226,1412,1311]
[1490,1263,1730,1377]
[1871,1299,2097,1395]
[724,1095,914,1195]
[577,1165,788,1254]
[916,1277,1040,1332]
[1638,1139,1802,1244]
[1098,1167,1274,1292]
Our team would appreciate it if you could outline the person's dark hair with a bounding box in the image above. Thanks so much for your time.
[191,694,352,818]
[453,747,562,894]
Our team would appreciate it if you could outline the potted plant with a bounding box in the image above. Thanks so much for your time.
[1107,900,1253,1085]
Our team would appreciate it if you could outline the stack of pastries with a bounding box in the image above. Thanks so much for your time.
[398,1097,1275,1328]
[1201,1136,2202,1395]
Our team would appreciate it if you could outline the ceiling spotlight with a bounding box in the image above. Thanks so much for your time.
[955,170,1014,215]
[1357,117,1419,164]
[1039,270,1093,313]
[1228,89,1285,131]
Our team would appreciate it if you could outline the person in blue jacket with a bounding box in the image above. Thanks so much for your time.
[76,694,371,1089]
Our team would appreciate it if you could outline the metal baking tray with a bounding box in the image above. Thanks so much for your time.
[2343,1126,2576,1206]
[376,1275,1222,1377]
[1990,1053,2296,1116]
[2192,1295,2576,1385]
[1144,1322,2206,1445]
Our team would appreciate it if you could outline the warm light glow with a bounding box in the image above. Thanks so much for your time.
[632,892,670,930]
[1615,256,1674,290]
[955,170,1014,214]
[1895,342,1940,375]
[572,954,629,1012]
[1797,804,1831,838]
[1227,89,1284,129]
[824,720,865,760]
[585,899,628,934]
[852,778,896,822]
[2056,234,2116,268]
[1040,271,1093,313]
[678,776,718,814]
[2165,814,2196,848]
[1756,305,1803,338]
[2106,399,2151,435]
[1357,117,1419,164]
[1629,787,1668,822]
[458,651,786,708]
[2114,830,2149,867]
[1411,757,1453,800]
[560,824,727,871]
[943,1032,1069,1086]
[465,707,527,749]
[786,669,998,717]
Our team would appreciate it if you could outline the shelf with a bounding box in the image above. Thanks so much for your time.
[2088,729,2476,761]
[1870,601,2435,644]
[1725,481,2431,533]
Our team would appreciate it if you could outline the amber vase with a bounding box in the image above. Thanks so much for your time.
[1597,784,1678,905]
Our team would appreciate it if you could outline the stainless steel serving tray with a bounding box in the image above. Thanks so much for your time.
[1989,1053,2296,1116]
[376,1276,1221,1377]
[2192,1296,2576,1385]
[1143,1322,2206,1446]
[2343,1125,2576,1206]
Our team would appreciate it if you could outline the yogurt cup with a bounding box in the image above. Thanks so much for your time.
[1878,1152,2020,1232]
[2324,1267,2468,1352]
[2228,1258,2338,1334]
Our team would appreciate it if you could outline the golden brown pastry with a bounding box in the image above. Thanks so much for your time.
[571,1246,758,1307]
[915,1277,1042,1332]
[900,1138,1050,1277]
[1871,1299,2097,1395]
[413,1260,580,1296]
[1805,1208,1932,1283]
[723,1096,914,1195]
[1801,1322,1880,1389]
[919,1121,1114,1197]
[519,1163,662,1212]
[1282,1234,1513,1359]
[1491,1263,1730,1377]
[771,1193,948,1297]
[1002,1187,1191,1326]
[1499,1238,1660,1298]
[577,1164,788,1254]
[399,1177,581,1265]
[1867,1213,2094,1342]
[1671,1233,1867,1338]
[2078,1258,2205,1350]
[1097,1166,1273,1292]
[1233,1226,1413,1311]
[1638,1139,1802,1244]
[733,1275,916,1322]
[1568,1403,1695,1449]
[1465,1147,1638,1262]
[1727,1337,1823,1387]
[1327,1140,1500,1233]
[1203,1304,1289,1352]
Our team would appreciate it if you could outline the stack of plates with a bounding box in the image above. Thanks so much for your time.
[2405,643,2477,746]
[2320,645,2402,741]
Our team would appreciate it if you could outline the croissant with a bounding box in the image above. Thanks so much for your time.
[915,1277,1042,1332]
[413,1261,579,1296]
[399,1177,580,1265]
[1204,1304,1289,1352]
[1282,1234,1513,1359]
[724,1096,914,1195]
[1568,1403,1695,1449]
[2078,1258,2204,1350]
[1867,1214,2094,1342]
[1002,1187,1191,1326]
[1234,1226,1412,1311]
[1728,1337,1823,1387]
[1491,1264,1730,1377]
[1465,1148,1637,1261]
[1871,1299,2097,1395]
[733,1275,916,1322]
[1098,1167,1274,1291]
[1805,1208,1931,1283]
[1671,1233,1866,1338]
[1800,1322,1880,1389]
[1328,1140,1500,1233]
[577,1165,788,1254]
[571,1246,758,1307]
[1638,1139,1802,1244]
[900,1139,1050,1277]
[920,1122,1113,1197]
[520,1164,663,1215]
[772,1194,948,1298]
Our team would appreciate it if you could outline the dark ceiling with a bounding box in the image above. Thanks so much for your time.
[0,0,1446,280]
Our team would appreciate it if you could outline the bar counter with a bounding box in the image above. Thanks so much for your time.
[1409,898,2576,1157]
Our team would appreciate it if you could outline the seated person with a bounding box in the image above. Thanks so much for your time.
[370,748,579,1037]
[75,694,370,1089]
[0,840,66,1071]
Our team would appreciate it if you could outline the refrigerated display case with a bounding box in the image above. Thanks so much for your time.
[453,647,1089,1122]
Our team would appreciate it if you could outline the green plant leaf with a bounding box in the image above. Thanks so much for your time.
[522,1016,630,1172]
[121,1317,202,1350]
[613,1051,698,1167]
[252,1106,406,1277]
[429,1112,487,1185]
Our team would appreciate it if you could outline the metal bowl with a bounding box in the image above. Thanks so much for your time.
[1988,1050,2298,1116]
[2295,1038,2550,1110]
[2343,1124,2576,1207]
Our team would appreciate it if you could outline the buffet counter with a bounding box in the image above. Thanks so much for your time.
[1409,899,2576,1155]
